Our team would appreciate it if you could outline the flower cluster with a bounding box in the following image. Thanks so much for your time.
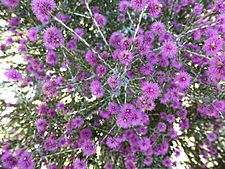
[1,0,225,169]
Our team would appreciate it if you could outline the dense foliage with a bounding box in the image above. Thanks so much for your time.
[1,0,225,168]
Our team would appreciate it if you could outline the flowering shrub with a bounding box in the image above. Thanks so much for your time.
[1,0,225,168]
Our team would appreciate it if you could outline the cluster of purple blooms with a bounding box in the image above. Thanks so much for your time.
[1,0,225,168]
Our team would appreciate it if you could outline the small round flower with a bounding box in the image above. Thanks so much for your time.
[5,69,22,81]
[108,102,120,114]
[46,50,59,65]
[208,55,225,80]
[35,118,48,131]
[8,17,20,26]
[73,158,87,169]
[106,137,119,149]
[203,36,223,56]
[90,80,104,98]
[213,100,225,111]
[18,152,35,169]
[107,75,121,88]
[94,13,107,27]
[43,27,64,49]
[31,0,56,24]
[148,0,162,17]
[144,157,153,166]
[104,162,113,169]
[130,0,147,11]
[174,72,192,89]
[119,1,129,12]
[207,133,217,142]
[141,82,160,99]
[151,21,165,35]
[118,50,133,65]
[96,64,107,75]
[73,116,84,128]
[157,122,167,132]
[1,152,17,169]
[27,27,38,42]
[1,0,20,9]
[162,157,172,167]
[81,140,97,156]
[161,41,177,58]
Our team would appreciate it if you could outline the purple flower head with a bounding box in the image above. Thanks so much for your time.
[96,64,107,75]
[46,50,59,65]
[43,27,64,49]
[157,122,167,132]
[148,0,162,17]
[151,21,165,35]
[141,82,160,99]
[131,0,147,11]
[27,27,38,42]
[207,133,217,142]
[109,32,124,49]
[81,140,97,156]
[107,75,121,88]
[162,157,172,167]
[1,0,20,9]
[144,157,153,166]
[106,137,119,149]
[119,1,130,12]
[118,50,133,65]
[73,116,84,128]
[94,13,107,27]
[161,41,177,58]
[35,118,48,131]
[213,100,225,111]
[208,55,225,80]
[193,4,204,15]
[73,159,87,169]
[18,152,35,169]
[108,102,120,115]
[67,40,77,51]
[90,80,104,98]
[104,162,113,169]
[85,50,98,66]
[31,0,56,24]
[203,36,223,56]
[1,152,17,169]
[79,128,92,139]
[5,69,22,81]
[8,17,20,26]
[174,72,191,89]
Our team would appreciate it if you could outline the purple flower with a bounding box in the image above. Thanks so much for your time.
[161,41,177,58]
[67,40,77,51]
[118,50,133,65]
[151,21,165,35]
[96,64,107,75]
[130,0,147,11]
[208,55,225,80]
[27,27,38,42]
[203,36,223,56]
[144,157,153,166]
[5,69,22,81]
[119,1,129,12]
[73,116,84,128]
[141,82,160,99]
[104,162,113,169]
[43,27,64,49]
[109,32,124,49]
[162,157,171,167]
[213,100,225,111]
[18,152,35,169]
[8,17,20,26]
[207,133,217,142]
[1,152,17,169]
[106,137,119,149]
[35,118,48,131]
[31,0,56,24]
[148,0,162,17]
[81,140,97,156]
[94,13,107,27]
[157,122,167,132]
[1,0,20,9]
[73,158,87,169]
[108,102,120,115]
[107,75,121,88]
[46,50,59,65]
[85,50,98,66]
[90,80,104,98]
[174,72,191,89]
